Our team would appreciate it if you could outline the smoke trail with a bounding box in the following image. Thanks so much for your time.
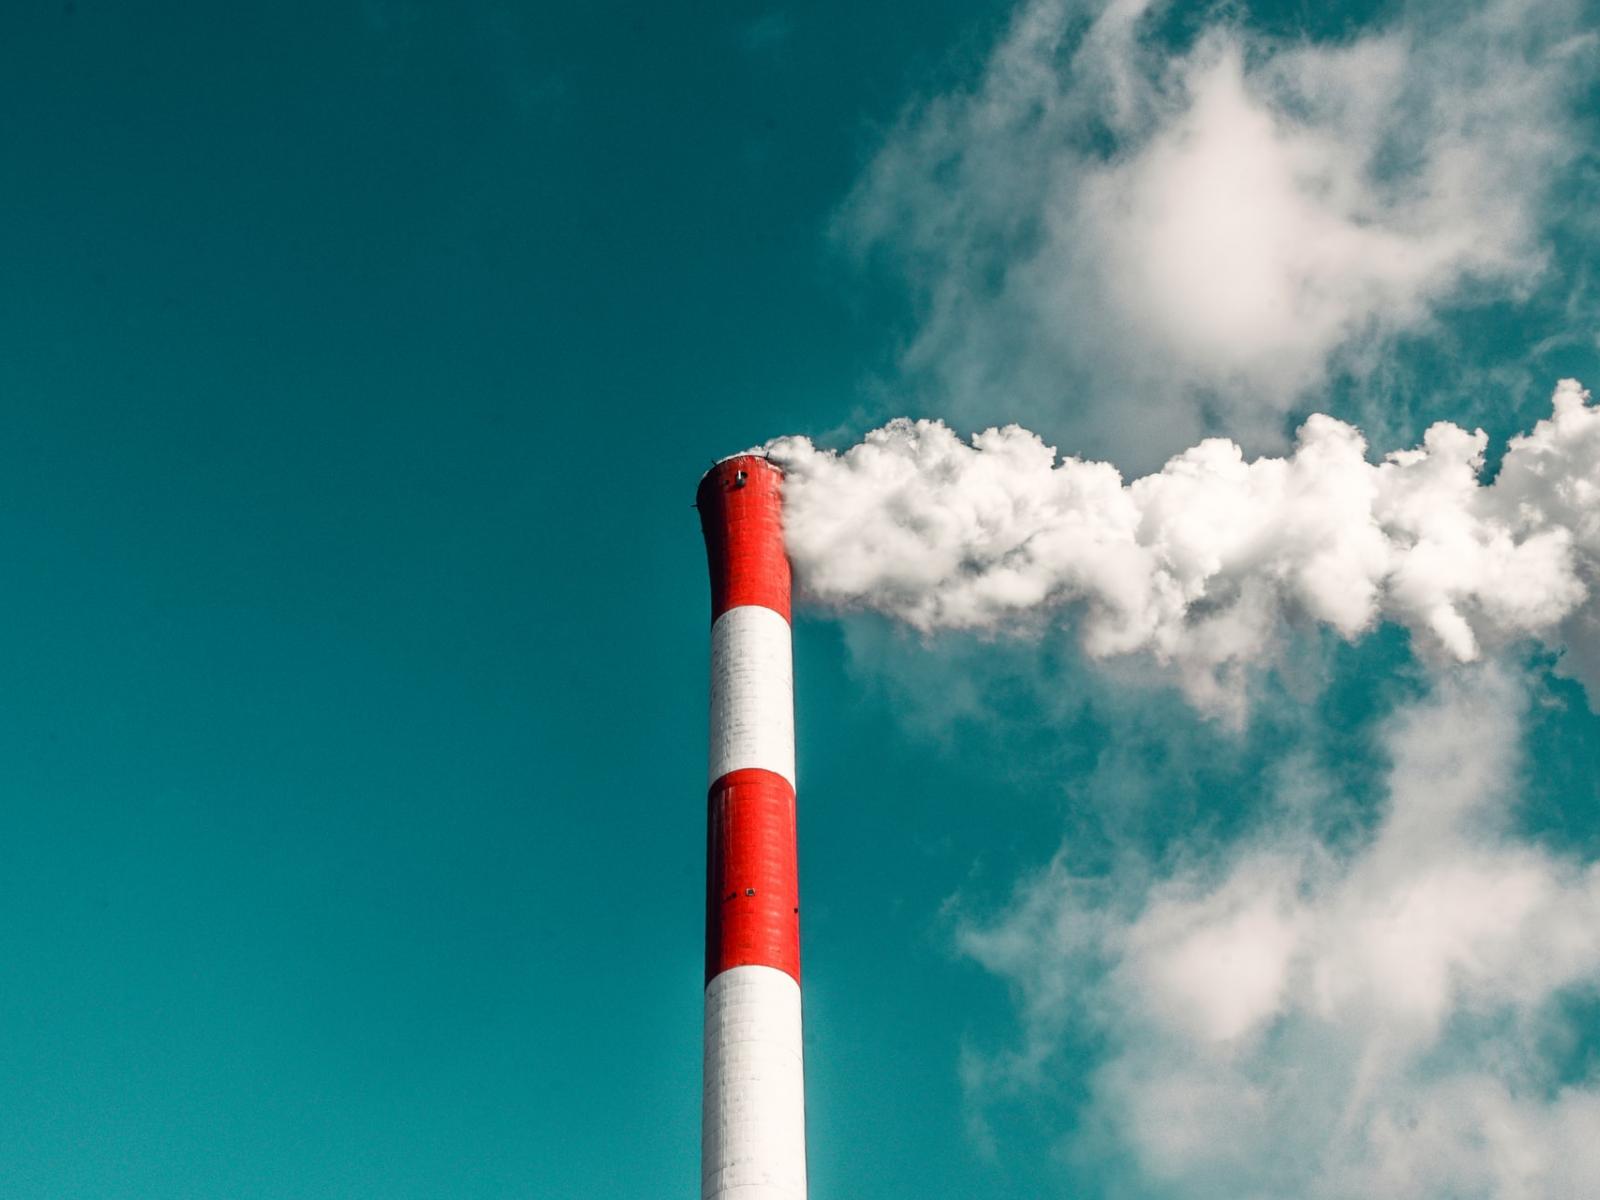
[766,381,1600,716]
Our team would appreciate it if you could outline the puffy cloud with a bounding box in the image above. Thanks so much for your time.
[958,668,1600,1198]
[813,8,1600,1190]
[840,0,1594,464]
[768,381,1600,718]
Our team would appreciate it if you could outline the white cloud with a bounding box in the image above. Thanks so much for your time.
[769,380,1600,719]
[1120,854,1307,1043]
[840,0,1595,465]
[958,667,1600,1198]
[814,6,1600,1191]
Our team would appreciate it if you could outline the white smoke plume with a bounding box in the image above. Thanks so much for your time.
[804,1,1600,1193]
[768,380,1600,718]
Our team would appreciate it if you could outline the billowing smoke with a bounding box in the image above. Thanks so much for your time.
[767,380,1600,717]
[786,0,1600,1192]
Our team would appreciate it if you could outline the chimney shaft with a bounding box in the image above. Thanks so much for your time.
[697,456,808,1200]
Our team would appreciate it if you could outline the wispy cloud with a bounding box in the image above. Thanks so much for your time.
[805,3,1600,1192]
[740,12,794,54]
[838,0,1597,467]
[959,667,1600,1197]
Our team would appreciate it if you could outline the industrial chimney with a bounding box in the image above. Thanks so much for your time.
[696,456,808,1200]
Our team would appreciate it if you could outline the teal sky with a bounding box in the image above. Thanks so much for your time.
[5,3,1600,1198]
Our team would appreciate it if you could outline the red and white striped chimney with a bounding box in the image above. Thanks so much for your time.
[696,455,807,1200]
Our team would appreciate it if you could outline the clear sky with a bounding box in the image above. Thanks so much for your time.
[3,2,1600,1198]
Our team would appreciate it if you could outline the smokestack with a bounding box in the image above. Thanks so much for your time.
[696,456,808,1200]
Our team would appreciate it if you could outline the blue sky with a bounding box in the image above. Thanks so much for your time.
[3,2,1600,1198]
